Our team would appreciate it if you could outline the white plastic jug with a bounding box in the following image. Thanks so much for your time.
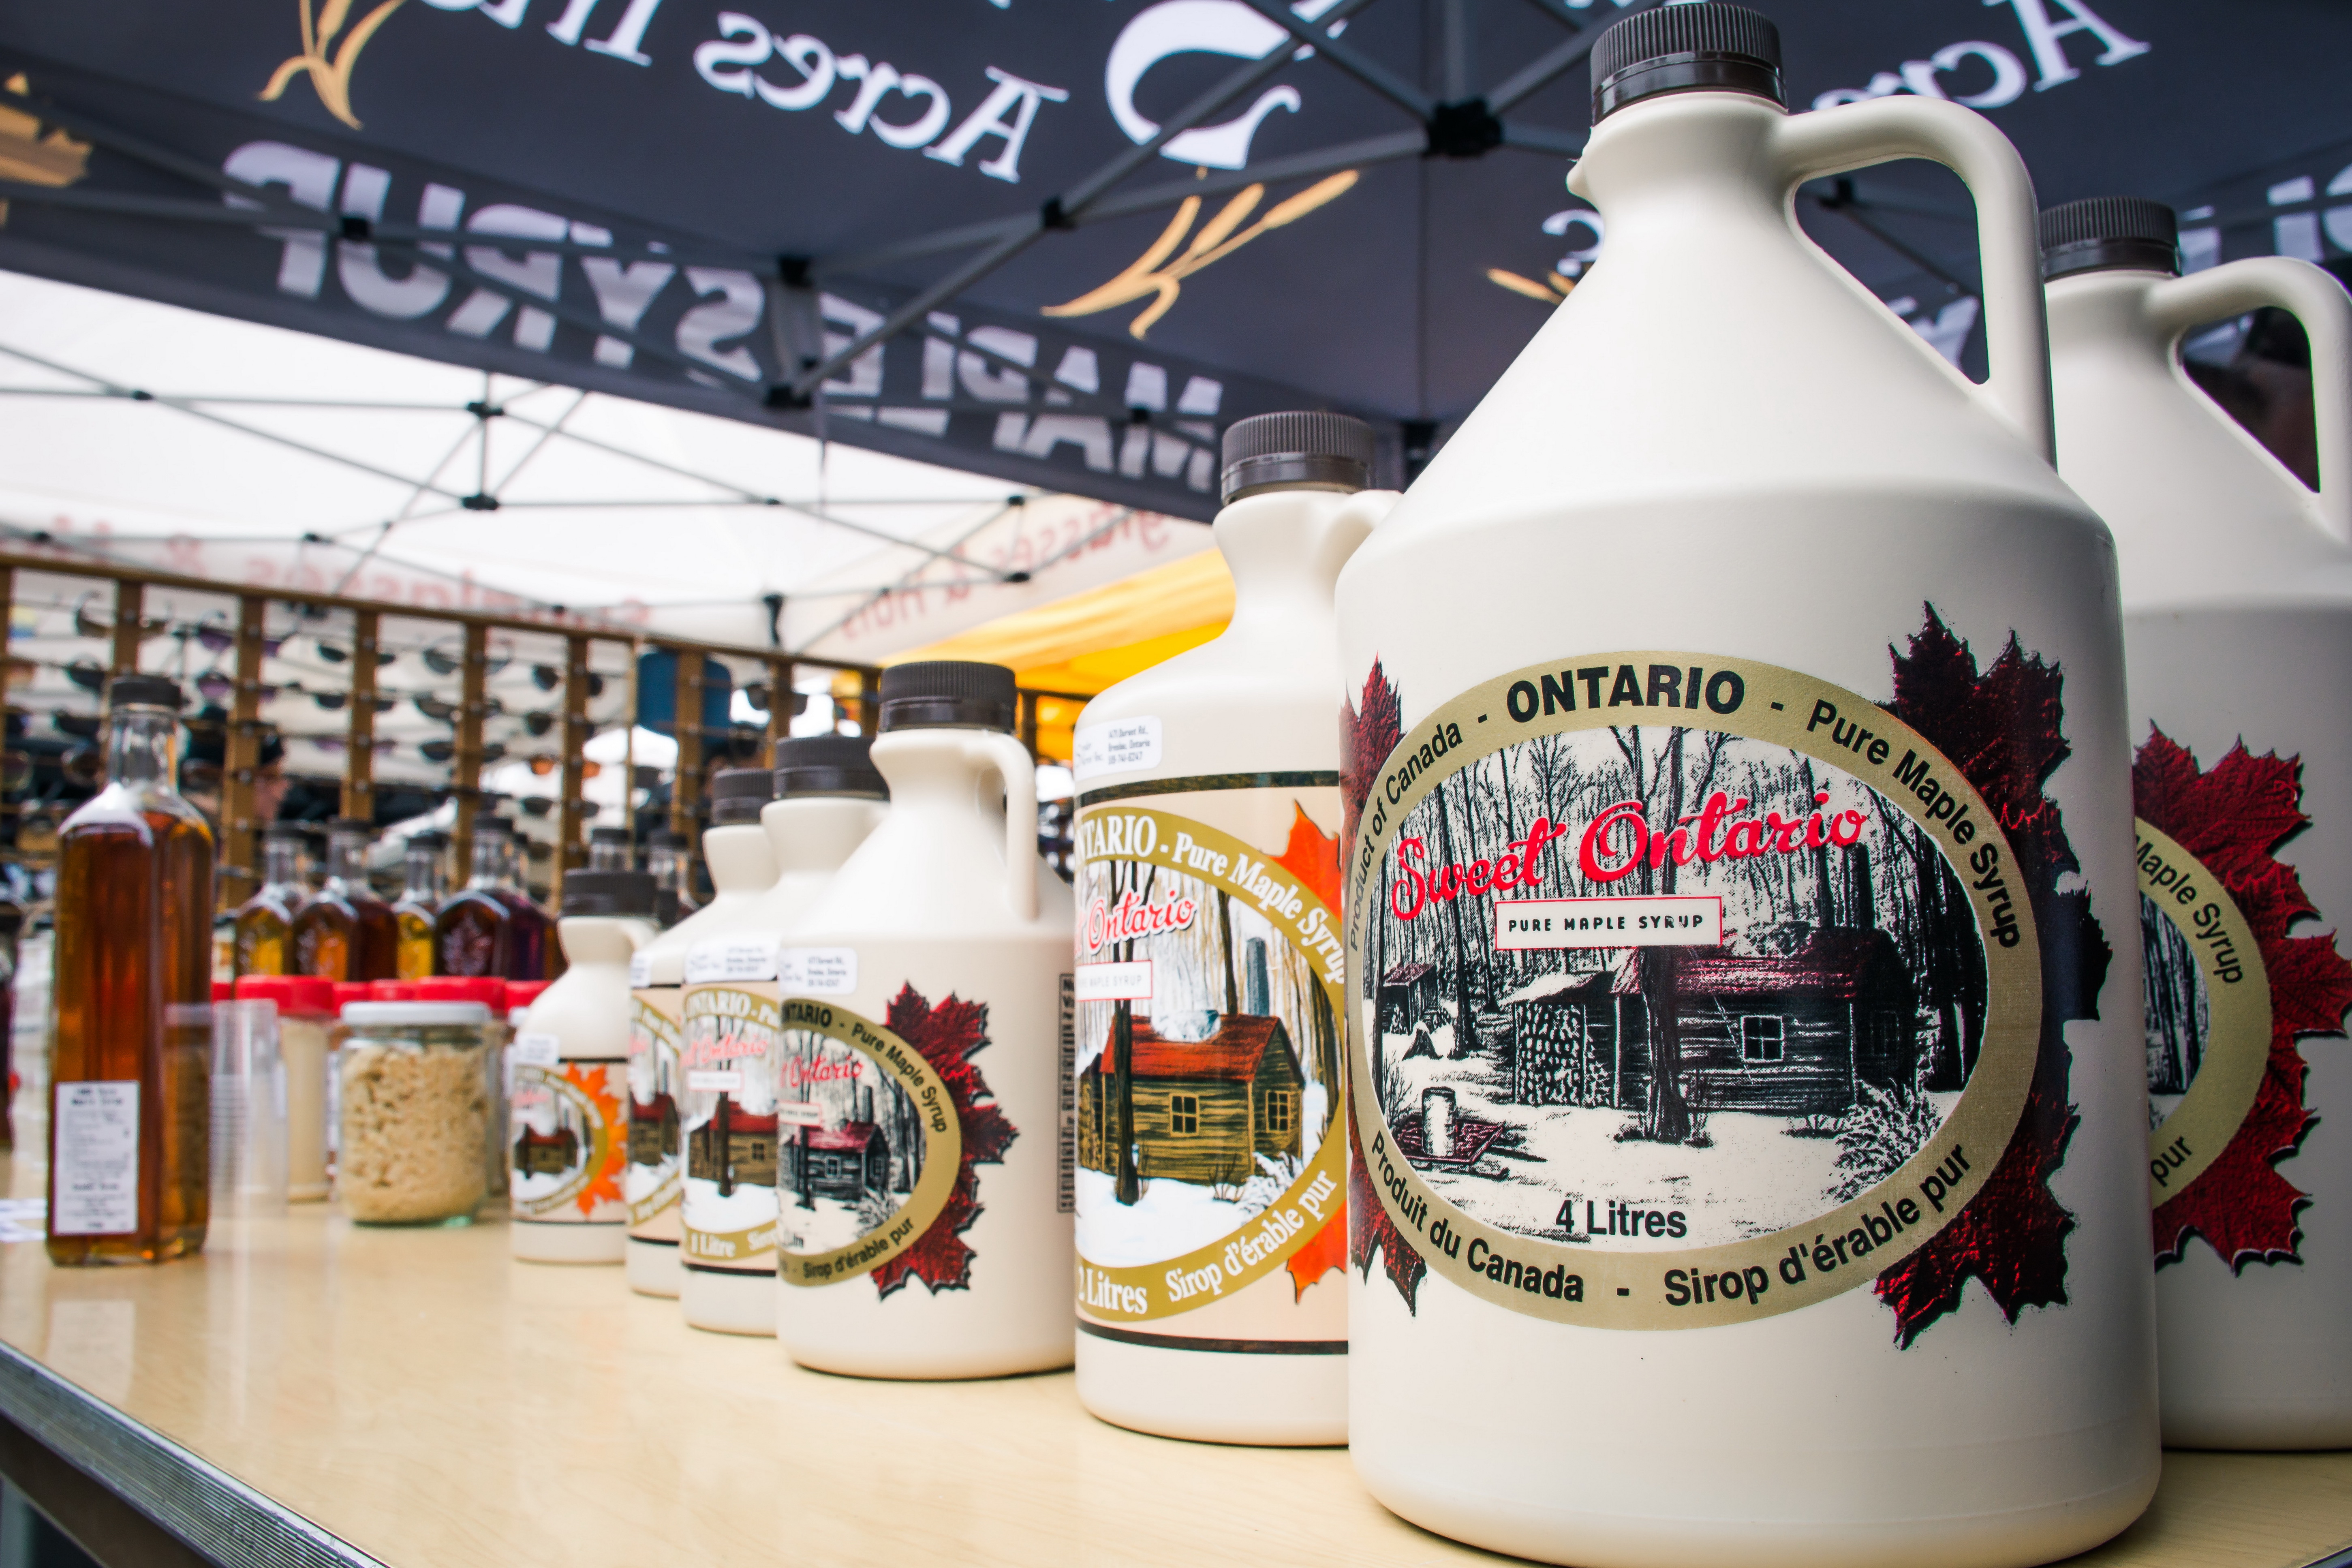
[2045,195,2352,1448]
[626,772,780,1297]
[1071,412,1391,1444]
[678,745,887,1336]
[774,663,1075,1378]
[511,871,659,1264]
[1332,7,2155,1564]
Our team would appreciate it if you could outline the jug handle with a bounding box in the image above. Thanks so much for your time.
[1770,98,2053,463]
[966,731,1041,922]
[2145,258,2352,550]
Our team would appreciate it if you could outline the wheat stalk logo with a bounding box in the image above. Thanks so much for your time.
[261,0,406,130]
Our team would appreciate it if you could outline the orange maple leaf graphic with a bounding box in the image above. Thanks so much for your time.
[565,1063,628,1216]
[1272,806,1341,915]
[1285,1212,1346,1299]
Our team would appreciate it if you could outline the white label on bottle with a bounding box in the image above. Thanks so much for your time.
[686,1068,742,1092]
[628,953,652,988]
[1073,960,1152,1002]
[1072,716,1162,782]
[779,947,857,995]
[685,936,778,985]
[776,1099,823,1127]
[53,1082,139,1235]
[513,1032,563,1068]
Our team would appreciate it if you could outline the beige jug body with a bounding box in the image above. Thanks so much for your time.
[1334,81,2155,1567]
[1071,482,1389,1444]
[2051,255,2352,1446]
[774,725,1076,1379]
[627,821,778,1298]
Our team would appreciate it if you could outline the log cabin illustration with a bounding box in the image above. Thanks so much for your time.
[687,1097,779,1195]
[1500,926,1917,1118]
[1078,1014,1304,1187]
[1380,961,1441,1029]
[628,1091,679,1169]
[513,1124,579,1179]
[785,1123,892,1207]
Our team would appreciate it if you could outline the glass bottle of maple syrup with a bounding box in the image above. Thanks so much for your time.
[232,823,308,977]
[434,818,554,980]
[589,826,633,871]
[392,830,445,980]
[293,819,399,982]
[649,828,699,927]
[48,675,215,1264]
[496,825,556,980]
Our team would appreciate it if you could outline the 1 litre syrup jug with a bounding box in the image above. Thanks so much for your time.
[774,664,1074,1378]
[1071,412,1392,1444]
[511,871,658,1264]
[2044,196,2352,1449]
[1333,8,2156,1563]
[626,769,781,1297]
[679,749,885,1336]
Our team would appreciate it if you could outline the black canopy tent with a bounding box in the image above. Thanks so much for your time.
[0,0,2344,524]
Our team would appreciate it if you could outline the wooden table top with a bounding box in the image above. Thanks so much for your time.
[0,1155,2348,1568]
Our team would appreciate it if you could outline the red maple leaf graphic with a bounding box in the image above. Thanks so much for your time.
[2137,731,2352,1269]
[1341,659,1427,1304]
[1348,1093,1426,1308]
[1341,657,1404,861]
[868,983,1018,1299]
[1872,608,2108,1346]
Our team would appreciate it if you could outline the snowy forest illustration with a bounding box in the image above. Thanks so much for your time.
[772,1029,922,1257]
[2142,896,2211,1129]
[1366,724,1990,1248]
[1076,855,1339,1269]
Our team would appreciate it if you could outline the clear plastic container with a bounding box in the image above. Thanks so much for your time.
[335,1001,492,1225]
[235,974,335,1201]
[210,999,288,1216]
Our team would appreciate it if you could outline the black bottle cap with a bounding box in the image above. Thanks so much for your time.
[327,817,373,837]
[1592,3,1782,122]
[773,734,889,798]
[560,869,657,918]
[107,674,184,711]
[262,821,311,842]
[1219,411,1378,504]
[2040,197,2179,281]
[406,829,448,850]
[472,814,512,838]
[588,826,629,845]
[708,766,778,824]
[878,661,1016,733]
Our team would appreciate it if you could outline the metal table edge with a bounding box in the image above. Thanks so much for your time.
[0,1338,385,1568]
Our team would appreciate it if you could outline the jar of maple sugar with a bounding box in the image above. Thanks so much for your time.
[336,1001,492,1224]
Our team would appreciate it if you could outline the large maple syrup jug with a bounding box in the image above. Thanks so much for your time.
[2044,197,2352,1448]
[1071,413,1392,1444]
[677,748,885,1335]
[774,664,1075,1378]
[1333,8,2155,1563]
[627,769,780,1298]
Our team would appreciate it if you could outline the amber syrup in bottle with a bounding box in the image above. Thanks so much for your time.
[231,823,306,977]
[392,830,445,979]
[48,677,215,1264]
[293,818,398,980]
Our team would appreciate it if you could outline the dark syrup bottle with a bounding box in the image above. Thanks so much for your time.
[293,818,400,981]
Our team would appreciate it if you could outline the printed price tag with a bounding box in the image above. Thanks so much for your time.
[685,937,779,985]
[628,953,652,988]
[687,1068,744,1092]
[1075,960,1153,1002]
[513,1032,563,1068]
[1073,717,1162,782]
[779,947,858,995]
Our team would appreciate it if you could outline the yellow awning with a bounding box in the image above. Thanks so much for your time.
[836,546,1236,762]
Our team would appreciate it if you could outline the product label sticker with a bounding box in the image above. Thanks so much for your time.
[628,953,652,989]
[512,1032,562,1069]
[685,936,778,986]
[679,982,782,1271]
[775,984,1016,1296]
[1071,799,1349,1326]
[779,947,858,995]
[1344,651,2044,1328]
[52,1081,139,1236]
[1074,716,1164,783]
[2134,729,2352,1268]
[626,989,684,1233]
[511,1061,629,1223]
[771,999,962,1287]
